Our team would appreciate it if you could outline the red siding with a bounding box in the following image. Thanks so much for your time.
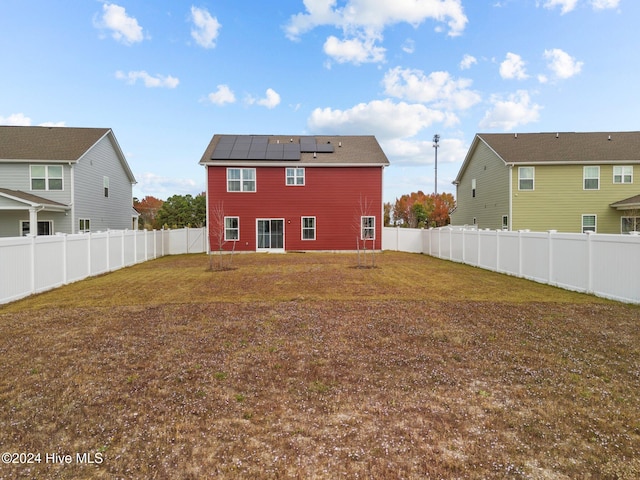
[207,166,384,251]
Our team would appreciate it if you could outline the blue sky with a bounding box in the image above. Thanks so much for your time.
[0,0,635,203]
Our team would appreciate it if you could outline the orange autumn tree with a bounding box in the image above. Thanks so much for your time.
[133,195,164,230]
[391,191,455,228]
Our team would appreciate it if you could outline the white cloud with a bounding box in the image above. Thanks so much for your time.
[0,113,32,125]
[382,136,468,166]
[307,99,446,140]
[246,88,281,109]
[382,67,481,111]
[401,39,415,54]
[499,52,528,80]
[95,3,144,45]
[323,35,386,64]
[543,48,583,79]
[459,54,477,70]
[540,0,619,12]
[540,0,579,14]
[38,121,66,127]
[207,85,236,105]
[285,0,468,64]
[116,70,179,88]
[591,0,620,9]
[479,90,542,130]
[134,172,202,199]
[190,6,221,49]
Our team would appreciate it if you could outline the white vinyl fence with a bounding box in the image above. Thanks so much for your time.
[383,226,640,304]
[0,227,207,305]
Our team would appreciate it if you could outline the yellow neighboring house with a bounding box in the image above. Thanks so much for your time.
[451,132,640,234]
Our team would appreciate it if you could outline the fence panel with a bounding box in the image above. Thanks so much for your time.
[590,234,640,303]
[34,236,66,293]
[0,237,33,303]
[382,227,640,304]
[0,227,207,305]
[66,235,90,283]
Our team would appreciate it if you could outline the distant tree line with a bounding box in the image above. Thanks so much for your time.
[384,191,455,228]
[134,193,206,230]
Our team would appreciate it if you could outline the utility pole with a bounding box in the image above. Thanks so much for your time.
[433,134,440,195]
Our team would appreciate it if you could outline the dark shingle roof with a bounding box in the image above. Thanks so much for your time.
[478,132,640,164]
[610,194,640,209]
[199,134,390,166]
[0,126,110,161]
[0,188,68,208]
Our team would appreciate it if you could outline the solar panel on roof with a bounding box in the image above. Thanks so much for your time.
[266,144,284,159]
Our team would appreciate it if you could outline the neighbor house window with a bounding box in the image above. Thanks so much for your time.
[621,217,640,234]
[227,168,256,192]
[286,168,305,186]
[471,178,476,198]
[79,219,90,233]
[30,165,63,191]
[21,220,52,236]
[582,214,597,233]
[103,176,109,197]
[613,166,633,184]
[361,216,375,240]
[502,215,508,230]
[518,167,534,190]
[583,166,600,190]
[224,217,239,241]
[302,216,316,240]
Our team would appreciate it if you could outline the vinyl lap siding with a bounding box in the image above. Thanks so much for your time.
[512,164,637,233]
[451,142,510,229]
[207,165,384,251]
[73,136,133,232]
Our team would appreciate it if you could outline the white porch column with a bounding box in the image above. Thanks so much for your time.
[29,207,38,236]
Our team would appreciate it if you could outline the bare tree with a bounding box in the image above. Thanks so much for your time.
[209,201,235,271]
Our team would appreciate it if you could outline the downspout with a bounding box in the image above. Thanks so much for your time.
[204,165,210,254]
[508,164,513,231]
[69,162,75,233]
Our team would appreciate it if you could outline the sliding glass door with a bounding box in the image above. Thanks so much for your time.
[257,219,284,250]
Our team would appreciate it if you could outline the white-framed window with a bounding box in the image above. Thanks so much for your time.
[361,216,375,240]
[302,216,316,240]
[103,176,109,197]
[582,214,597,233]
[613,166,633,184]
[518,167,534,190]
[502,215,508,230]
[471,178,476,198]
[286,168,305,186]
[21,220,53,236]
[30,165,63,191]
[227,168,256,192]
[583,166,600,190]
[621,217,640,234]
[224,216,239,241]
[79,219,91,233]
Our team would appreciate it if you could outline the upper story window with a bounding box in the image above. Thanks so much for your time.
[103,176,109,197]
[30,165,63,191]
[227,168,256,192]
[583,166,600,190]
[518,167,534,190]
[613,166,633,184]
[471,178,476,198]
[286,167,305,186]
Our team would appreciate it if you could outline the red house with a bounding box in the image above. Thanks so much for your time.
[199,134,390,252]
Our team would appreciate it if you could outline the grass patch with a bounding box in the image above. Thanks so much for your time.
[0,252,638,478]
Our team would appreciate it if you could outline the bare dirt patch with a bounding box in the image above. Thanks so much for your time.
[0,252,638,479]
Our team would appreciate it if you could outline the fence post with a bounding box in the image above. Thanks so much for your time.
[496,230,500,272]
[518,230,523,278]
[30,235,36,295]
[62,234,68,285]
[586,231,593,294]
[548,230,556,285]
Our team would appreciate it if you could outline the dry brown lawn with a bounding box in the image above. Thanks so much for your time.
[0,251,638,479]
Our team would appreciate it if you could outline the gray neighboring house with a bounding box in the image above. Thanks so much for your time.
[0,126,137,237]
